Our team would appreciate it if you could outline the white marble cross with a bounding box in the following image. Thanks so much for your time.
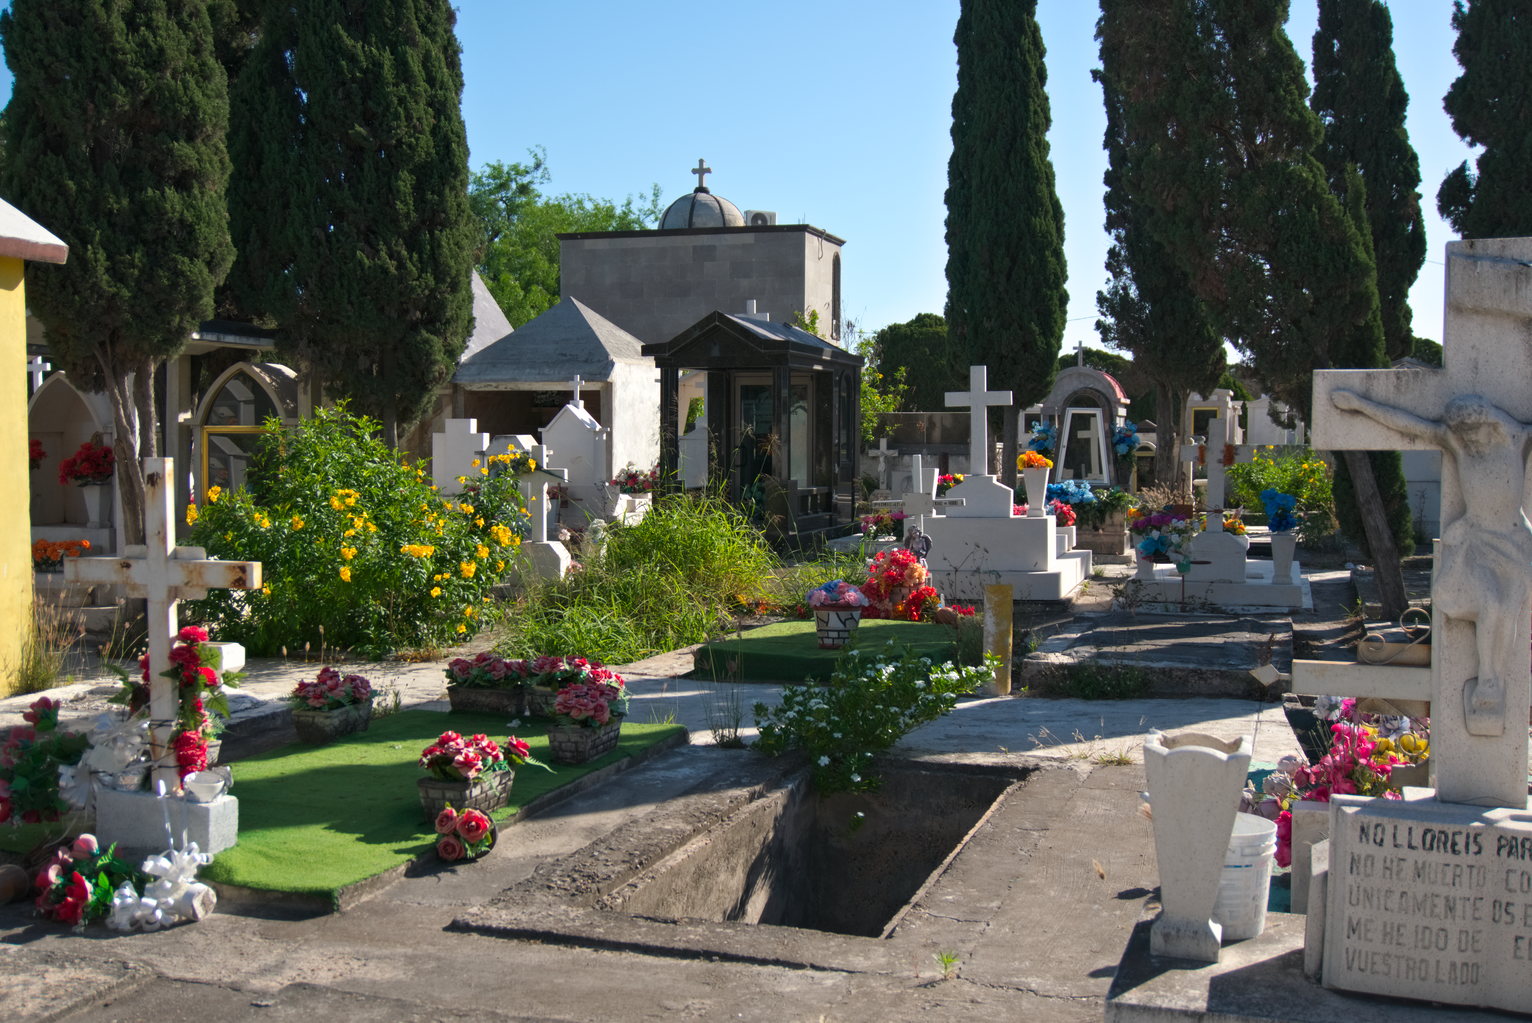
[866,436,899,491]
[521,443,568,545]
[901,453,939,524]
[430,418,490,494]
[946,365,1012,478]
[569,374,585,410]
[692,158,711,189]
[1178,412,1254,510]
[1312,237,1532,808]
[27,354,50,392]
[66,458,261,790]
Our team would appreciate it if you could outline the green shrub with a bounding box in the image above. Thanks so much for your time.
[753,644,992,794]
[1226,446,1334,541]
[501,492,776,663]
[184,405,528,656]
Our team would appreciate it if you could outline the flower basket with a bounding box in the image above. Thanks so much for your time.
[418,768,515,821]
[814,606,863,649]
[291,699,373,744]
[446,684,526,717]
[545,718,623,765]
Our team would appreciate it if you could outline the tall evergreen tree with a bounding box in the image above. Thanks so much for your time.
[944,0,1066,472]
[227,0,476,445]
[1438,0,1532,238]
[871,313,965,413]
[0,0,233,543]
[1311,0,1426,361]
[1095,0,1225,489]
[1108,0,1410,616]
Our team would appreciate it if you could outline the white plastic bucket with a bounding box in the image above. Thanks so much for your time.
[1212,812,1276,941]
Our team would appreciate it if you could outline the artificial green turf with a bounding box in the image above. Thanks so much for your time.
[196,710,684,899]
[691,619,958,682]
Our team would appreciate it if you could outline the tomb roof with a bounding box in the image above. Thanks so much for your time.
[659,187,745,230]
[453,296,649,388]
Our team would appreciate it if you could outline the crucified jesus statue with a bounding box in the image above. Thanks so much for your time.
[1332,389,1532,737]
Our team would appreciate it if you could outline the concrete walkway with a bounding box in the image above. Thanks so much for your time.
[1,635,1304,1022]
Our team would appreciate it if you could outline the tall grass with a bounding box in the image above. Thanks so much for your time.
[501,493,778,663]
[10,599,84,697]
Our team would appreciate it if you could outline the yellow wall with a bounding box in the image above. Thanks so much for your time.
[0,256,33,693]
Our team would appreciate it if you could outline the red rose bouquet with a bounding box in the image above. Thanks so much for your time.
[34,834,146,929]
[418,730,545,782]
[432,803,497,861]
[290,666,372,711]
[28,437,45,471]
[58,440,114,485]
[552,681,626,728]
[861,548,935,620]
[124,626,242,779]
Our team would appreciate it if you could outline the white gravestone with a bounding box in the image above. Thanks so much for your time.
[865,436,899,493]
[900,453,939,529]
[431,418,490,495]
[541,402,609,525]
[517,442,570,581]
[66,458,260,854]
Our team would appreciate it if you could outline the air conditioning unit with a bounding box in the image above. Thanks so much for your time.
[744,209,777,227]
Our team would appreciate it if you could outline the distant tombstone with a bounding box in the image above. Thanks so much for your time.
[865,436,899,491]
[541,402,610,520]
[431,418,490,494]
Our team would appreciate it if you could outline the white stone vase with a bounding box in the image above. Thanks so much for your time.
[1135,550,1156,580]
[1142,729,1252,963]
[1269,531,1297,583]
[80,482,111,528]
[1022,467,1050,517]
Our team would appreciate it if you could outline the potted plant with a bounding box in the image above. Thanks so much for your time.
[443,652,529,716]
[432,804,497,863]
[31,538,90,573]
[289,667,374,744]
[417,730,545,821]
[523,655,628,718]
[59,439,115,528]
[1017,450,1054,515]
[545,681,627,765]
[806,579,870,648]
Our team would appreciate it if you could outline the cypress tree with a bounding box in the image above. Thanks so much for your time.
[1110,0,1409,615]
[228,0,476,445]
[0,0,233,543]
[871,313,965,413]
[1311,0,1426,362]
[1438,0,1532,238]
[944,0,1067,464]
[1096,0,1225,490]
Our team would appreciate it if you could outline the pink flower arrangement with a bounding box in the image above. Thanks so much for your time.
[806,580,869,609]
[1048,499,1077,527]
[859,509,907,538]
[860,548,931,619]
[552,681,626,728]
[433,803,496,861]
[445,651,531,689]
[610,463,660,494]
[57,440,114,485]
[33,834,140,929]
[419,730,540,781]
[290,666,372,711]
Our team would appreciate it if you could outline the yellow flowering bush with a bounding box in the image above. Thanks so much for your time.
[1226,446,1334,541]
[183,405,529,656]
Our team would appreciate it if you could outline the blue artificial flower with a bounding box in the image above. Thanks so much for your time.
[1027,421,1057,455]
[1045,479,1097,505]
[1260,489,1299,532]
[1112,421,1141,457]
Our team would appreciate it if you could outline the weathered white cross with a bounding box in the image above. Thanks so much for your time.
[866,436,899,491]
[568,374,585,410]
[1179,394,1254,510]
[946,365,1012,478]
[66,458,260,790]
[692,159,711,190]
[1311,237,1532,808]
[901,452,939,525]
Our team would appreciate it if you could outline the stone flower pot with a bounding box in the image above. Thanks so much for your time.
[446,685,526,718]
[417,768,515,822]
[545,718,623,765]
[1022,467,1050,517]
[291,699,374,744]
[814,606,863,648]
[525,685,559,719]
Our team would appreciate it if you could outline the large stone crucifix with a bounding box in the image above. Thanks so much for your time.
[946,365,1013,478]
[66,458,260,790]
[1311,237,1532,808]
[866,436,899,492]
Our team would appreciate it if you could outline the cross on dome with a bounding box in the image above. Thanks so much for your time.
[692,158,711,191]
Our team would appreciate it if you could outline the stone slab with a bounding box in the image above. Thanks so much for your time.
[94,788,239,858]
[0,946,155,1023]
[1320,792,1532,1015]
[1130,559,1311,612]
[1105,909,1513,1022]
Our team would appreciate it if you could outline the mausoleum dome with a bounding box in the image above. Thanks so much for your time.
[659,159,744,229]
[660,188,744,230]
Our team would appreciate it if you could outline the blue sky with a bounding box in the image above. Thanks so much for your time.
[2,1,1472,350]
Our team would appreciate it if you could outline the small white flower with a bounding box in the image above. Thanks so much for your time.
[850,774,861,783]
[818,755,830,766]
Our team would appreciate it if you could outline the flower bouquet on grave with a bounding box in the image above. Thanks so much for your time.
[1127,509,1199,562]
[417,730,547,821]
[1018,451,1054,513]
[0,697,89,825]
[57,440,114,486]
[609,463,660,494]
[432,804,497,863]
[860,549,934,621]
[935,473,964,496]
[32,834,148,930]
[807,580,870,648]
[31,538,90,572]
[1048,499,1077,527]
[546,681,629,764]
[29,437,45,471]
[444,651,532,716]
[1026,421,1057,457]
[121,626,243,778]
[859,508,907,540]
[289,667,374,744]
[523,655,629,719]
[1259,488,1299,532]
[1112,420,1140,461]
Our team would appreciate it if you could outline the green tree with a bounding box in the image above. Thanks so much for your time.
[227,0,477,446]
[869,313,964,412]
[945,0,1067,469]
[0,0,233,543]
[1438,0,1532,238]
[1107,0,1409,615]
[1311,0,1426,361]
[1094,2,1226,489]
[470,150,662,327]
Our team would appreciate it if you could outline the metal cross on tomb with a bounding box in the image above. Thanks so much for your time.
[1311,237,1532,808]
[946,365,1013,478]
[692,158,711,190]
[901,453,940,525]
[867,436,899,491]
[66,458,261,791]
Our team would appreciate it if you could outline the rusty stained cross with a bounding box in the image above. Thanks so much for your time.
[1311,238,1532,808]
[67,458,261,790]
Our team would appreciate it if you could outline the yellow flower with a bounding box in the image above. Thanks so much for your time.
[291,515,305,530]
[495,560,505,571]
[255,513,271,529]
[458,503,474,515]
[343,528,356,538]
[339,566,352,582]
[329,495,344,511]
[456,623,467,634]
[464,605,476,617]
[456,475,468,485]
[401,544,436,558]
[459,561,476,578]
[489,524,513,546]
[341,546,357,560]
[430,586,442,598]
[207,486,222,504]
[475,544,490,560]
[261,584,271,596]
[470,458,481,468]
[367,522,378,532]
[186,504,199,525]
[508,536,520,548]
[475,517,485,528]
